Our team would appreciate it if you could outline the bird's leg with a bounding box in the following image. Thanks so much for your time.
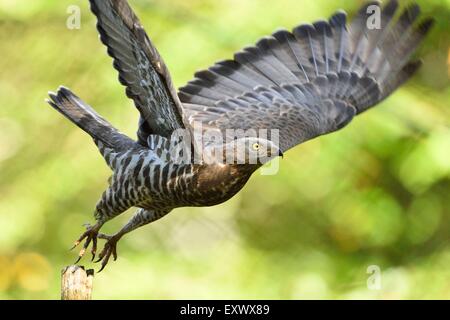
[95,208,170,272]
[70,193,118,263]
[71,221,104,263]
[79,184,134,262]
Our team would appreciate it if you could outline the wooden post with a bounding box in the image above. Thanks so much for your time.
[61,265,94,300]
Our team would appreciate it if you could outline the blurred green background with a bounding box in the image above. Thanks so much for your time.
[0,0,449,300]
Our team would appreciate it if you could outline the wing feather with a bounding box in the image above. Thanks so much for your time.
[179,1,432,152]
[89,0,186,144]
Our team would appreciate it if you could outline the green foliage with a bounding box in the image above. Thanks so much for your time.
[0,0,448,299]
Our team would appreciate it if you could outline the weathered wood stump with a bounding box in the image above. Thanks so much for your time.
[61,265,94,300]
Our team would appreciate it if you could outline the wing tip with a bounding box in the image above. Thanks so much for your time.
[329,10,347,27]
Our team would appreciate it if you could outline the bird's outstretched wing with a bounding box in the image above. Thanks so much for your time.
[179,0,433,152]
[89,0,186,144]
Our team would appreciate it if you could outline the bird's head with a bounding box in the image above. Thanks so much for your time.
[202,136,283,167]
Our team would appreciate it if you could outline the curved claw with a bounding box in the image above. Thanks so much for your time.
[69,241,80,251]
[91,236,98,261]
[74,247,86,264]
[97,264,107,273]
[74,255,83,264]
[112,246,118,261]
[97,252,111,272]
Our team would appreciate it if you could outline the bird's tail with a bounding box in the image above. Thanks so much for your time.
[46,86,134,151]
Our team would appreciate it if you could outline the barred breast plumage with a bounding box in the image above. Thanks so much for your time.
[97,135,256,212]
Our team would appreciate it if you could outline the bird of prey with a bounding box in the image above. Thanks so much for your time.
[47,0,432,271]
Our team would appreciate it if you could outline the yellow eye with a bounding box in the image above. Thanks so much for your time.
[252,143,260,151]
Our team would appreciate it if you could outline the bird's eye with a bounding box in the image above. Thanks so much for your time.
[252,143,260,151]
